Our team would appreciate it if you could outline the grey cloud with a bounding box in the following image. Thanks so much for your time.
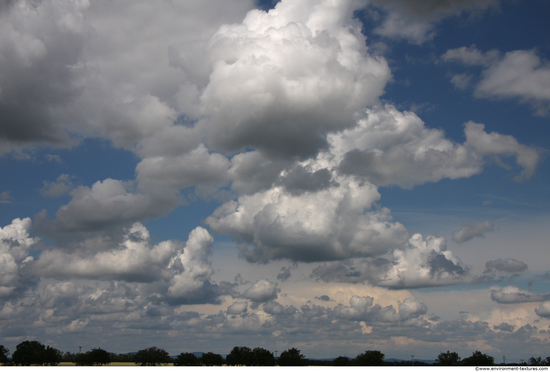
[277,265,294,282]
[369,0,499,44]
[0,0,88,155]
[263,300,298,317]
[452,220,493,243]
[34,178,179,237]
[535,302,550,318]
[450,73,473,90]
[494,323,515,332]
[241,279,279,302]
[227,301,248,315]
[331,295,427,323]
[485,258,528,273]
[490,286,550,304]
[316,295,333,302]
[0,191,12,203]
[39,174,75,198]
[279,166,337,195]
[228,151,290,195]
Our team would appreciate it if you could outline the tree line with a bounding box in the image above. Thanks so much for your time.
[1,340,549,366]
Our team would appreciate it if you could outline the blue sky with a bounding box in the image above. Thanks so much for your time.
[0,0,549,363]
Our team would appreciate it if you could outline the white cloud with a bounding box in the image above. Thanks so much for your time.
[464,122,540,181]
[0,218,38,297]
[443,46,550,115]
[332,105,483,188]
[241,279,279,302]
[442,45,500,66]
[452,220,493,243]
[167,226,216,301]
[476,50,550,115]
[313,233,473,289]
[30,223,178,282]
[176,0,391,158]
[329,106,539,188]
[227,301,248,315]
[207,176,409,262]
[331,295,428,323]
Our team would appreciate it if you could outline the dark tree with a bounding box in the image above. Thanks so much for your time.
[436,351,461,366]
[333,356,352,366]
[462,351,495,366]
[174,352,201,366]
[226,346,253,366]
[0,345,9,364]
[200,352,224,366]
[278,348,307,366]
[529,357,544,366]
[12,340,46,366]
[251,347,276,366]
[75,348,111,366]
[43,346,62,366]
[134,346,171,366]
[354,350,386,366]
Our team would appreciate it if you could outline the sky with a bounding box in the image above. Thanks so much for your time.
[0,0,549,363]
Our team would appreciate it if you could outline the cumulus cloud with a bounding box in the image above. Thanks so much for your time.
[443,46,550,115]
[313,233,473,289]
[0,0,89,155]
[35,178,179,236]
[332,106,539,188]
[30,223,176,282]
[28,223,222,305]
[207,176,409,262]
[452,220,493,243]
[0,218,38,297]
[174,0,391,159]
[535,301,550,318]
[490,286,550,304]
[227,301,248,315]
[485,258,527,273]
[241,279,279,302]
[331,295,428,323]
